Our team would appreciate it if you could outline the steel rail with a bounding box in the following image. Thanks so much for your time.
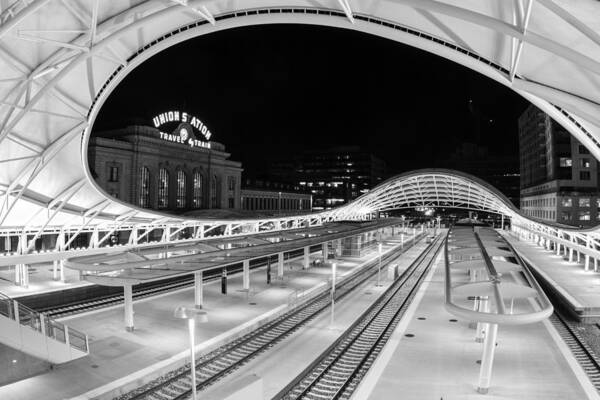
[117,234,424,400]
[274,233,445,400]
[549,313,600,390]
[38,248,309,319]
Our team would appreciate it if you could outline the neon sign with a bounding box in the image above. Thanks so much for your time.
[152,110,212,149]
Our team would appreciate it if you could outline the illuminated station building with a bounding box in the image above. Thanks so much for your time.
[240,179,312,215]
[89,110,312,217]
[89,111,243,212]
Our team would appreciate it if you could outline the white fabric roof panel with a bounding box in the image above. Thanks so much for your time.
[0,0,599,238]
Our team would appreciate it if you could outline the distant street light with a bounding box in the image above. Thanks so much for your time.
[174,306,208,400]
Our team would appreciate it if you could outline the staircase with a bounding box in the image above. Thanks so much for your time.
[0,291,88,364]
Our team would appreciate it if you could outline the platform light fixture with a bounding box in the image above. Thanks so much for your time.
[174,306,208,400]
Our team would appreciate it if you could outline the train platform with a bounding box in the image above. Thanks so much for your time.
[502,232,600,322]
[198,239,432,399]
[0,234,415,400]
[0,262,91,298]
[353,244,599,400]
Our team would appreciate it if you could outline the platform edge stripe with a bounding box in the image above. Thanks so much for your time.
[349,251,443,399]
[64,302,289,400]
[503,234,584,309]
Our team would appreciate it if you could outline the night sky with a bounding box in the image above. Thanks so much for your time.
[94,24,529,176]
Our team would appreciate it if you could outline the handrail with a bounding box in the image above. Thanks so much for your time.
[444,227,553,325]
[473,233,506,315]
[0,290,89,353]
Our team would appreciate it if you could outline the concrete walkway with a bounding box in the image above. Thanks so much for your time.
[0,233,414,400]
[0,261,90,298]
[200,240,431,399]
[503,231,600,319]
[354,248,597,400]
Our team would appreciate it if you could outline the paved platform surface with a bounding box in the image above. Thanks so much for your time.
[355,247,598,400]
[200,240,431,399]
[0,262,91,298]
[503,232,600,319]
[0,232,413,400]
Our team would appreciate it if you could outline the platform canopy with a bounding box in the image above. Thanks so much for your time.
[0,0,599,250]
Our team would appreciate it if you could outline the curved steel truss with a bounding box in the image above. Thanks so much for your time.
[1,0,600,264]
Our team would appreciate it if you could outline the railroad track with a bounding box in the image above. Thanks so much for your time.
[550,313,600,390]
[514,255,600,391]
[275,233,445,400]
[116,234,425,400]
[41,247,311,319]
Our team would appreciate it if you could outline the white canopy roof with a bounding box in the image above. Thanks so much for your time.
[0,0,599,242]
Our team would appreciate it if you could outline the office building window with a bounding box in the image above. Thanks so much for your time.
[193,171,203,208]
[580,171,591,180]
[561,198,572,207]
[228,176,235,191]
[579,145,590,154]
[580,158,591,168]
[158,168,169,208]
[579,198,590,207]
[579,211,591,221]
[559,157,572,167]
[561,211,571,221]
[176,170,186,208]
[109,166,119,182]
[139,166,150,208]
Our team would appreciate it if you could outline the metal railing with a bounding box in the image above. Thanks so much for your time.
[0,291,88,353]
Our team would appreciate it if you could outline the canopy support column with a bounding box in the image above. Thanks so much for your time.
[124,284,134,332]
[277,252,284,278]
[477,323,499,394]
[194,270,203,309]
[303,246,310,269]
[243,259,250,290]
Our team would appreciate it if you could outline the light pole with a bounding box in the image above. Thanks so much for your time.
[330,262,337,326]
[174,306,208,400]
[377,242,383,287]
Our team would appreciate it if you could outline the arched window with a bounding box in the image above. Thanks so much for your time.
[176,170,186,208]
[158,168,169,208]
[193,171,203,208]
[139,166,150,208]
[211,175,218,208]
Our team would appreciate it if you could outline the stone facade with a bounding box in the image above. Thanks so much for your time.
[88,125,242,212]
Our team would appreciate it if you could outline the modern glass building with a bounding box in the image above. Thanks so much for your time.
[268,146,387,210]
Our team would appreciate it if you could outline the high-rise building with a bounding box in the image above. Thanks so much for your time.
[518,104,599,226]
[268,146,387,210]
[435,143,520,207]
